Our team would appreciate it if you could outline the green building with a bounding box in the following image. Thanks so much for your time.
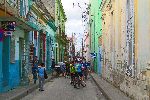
[89,0,102,75]
[55,0,67,63]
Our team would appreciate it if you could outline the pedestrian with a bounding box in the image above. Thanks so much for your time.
[51,59,55,76]
[87,61,91,73]
[38,63,45,91]
[32,56,38,84]
[70,62,76,84]
[61,62,66,77]
[32,65,38,84]
[65,61,70,78]
[74,60,85,88]
[82,60,88,80]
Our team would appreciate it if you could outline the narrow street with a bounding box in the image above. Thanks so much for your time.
[1,0,150,99]
[21,77,106,100]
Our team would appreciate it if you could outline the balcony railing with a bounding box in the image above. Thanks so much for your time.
[0,0,19,17]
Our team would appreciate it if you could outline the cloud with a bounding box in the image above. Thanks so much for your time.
[66,20,84,37]
[61,0,89,51]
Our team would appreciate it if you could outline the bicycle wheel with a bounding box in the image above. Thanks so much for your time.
[81,80,86,87]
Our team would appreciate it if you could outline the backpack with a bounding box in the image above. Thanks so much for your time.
[44,69,48,79]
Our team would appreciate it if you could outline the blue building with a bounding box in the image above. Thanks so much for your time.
[0,0,56,92]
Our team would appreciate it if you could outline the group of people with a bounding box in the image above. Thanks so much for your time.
[31,56,91,91]
[56,58,91,88]
[70,59,90,88]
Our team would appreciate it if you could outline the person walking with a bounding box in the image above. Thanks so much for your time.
[82,60,88,80]
[32,56,38,84]
[38,63,45,91]
[61,62,66,77]
[51,59,55,76]
[65,61,70,78]
[70,62,76,84]
[74,60,85,88]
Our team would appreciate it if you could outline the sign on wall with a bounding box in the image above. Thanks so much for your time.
[0,29,4,42]
[90,53,97,58]
[52,43,58,48]
[1,21,16,31]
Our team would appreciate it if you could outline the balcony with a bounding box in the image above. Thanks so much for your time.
[0,0,41,31]
[0,0,19,17]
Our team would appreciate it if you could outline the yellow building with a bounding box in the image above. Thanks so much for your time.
[101,0,150,99]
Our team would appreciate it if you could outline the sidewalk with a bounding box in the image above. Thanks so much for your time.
[0,75,53,100]
[90,73,131,100]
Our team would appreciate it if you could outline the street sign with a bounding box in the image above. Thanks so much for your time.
[52,43,58,48]
[90,53,96,58]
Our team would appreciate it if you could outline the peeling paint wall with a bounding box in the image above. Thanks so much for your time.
[101,0,150,99]
[89,0,102,73]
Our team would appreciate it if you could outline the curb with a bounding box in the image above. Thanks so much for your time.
[9,75,53,100]
[90,74,111,100]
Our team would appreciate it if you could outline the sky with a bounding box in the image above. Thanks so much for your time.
[61,0,89,51]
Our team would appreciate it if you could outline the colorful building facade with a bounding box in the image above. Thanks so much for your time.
[0,0,56,92]
[55,0,67,63]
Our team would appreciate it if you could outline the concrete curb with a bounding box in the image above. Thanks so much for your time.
[90,74,110,100]
[9,75,53,100]
[90,73,131,100]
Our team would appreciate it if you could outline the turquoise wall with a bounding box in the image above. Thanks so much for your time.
[90,0,102,74]
[2,36,10,92]
[46,24,55,72]
[9,61,20,89]
[0,42,3,92]
[0,27,22,92]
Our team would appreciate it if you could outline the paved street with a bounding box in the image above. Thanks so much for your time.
[21,77,106,100]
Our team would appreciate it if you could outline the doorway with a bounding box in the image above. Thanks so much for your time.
[2,36,10,87]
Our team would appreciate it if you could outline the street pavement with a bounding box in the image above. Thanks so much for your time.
[21,76,106,100]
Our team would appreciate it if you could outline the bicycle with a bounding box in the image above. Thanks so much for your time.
[74,73,86,88]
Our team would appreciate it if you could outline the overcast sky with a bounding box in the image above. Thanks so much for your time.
[61,0,89,51]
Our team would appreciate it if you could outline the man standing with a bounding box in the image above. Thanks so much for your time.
[51,59,55,76]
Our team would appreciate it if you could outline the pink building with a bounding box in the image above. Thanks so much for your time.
[84,32,90,61]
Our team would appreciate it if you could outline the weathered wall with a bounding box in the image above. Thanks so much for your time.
[101,0,150,99]
[90,0,102,73]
